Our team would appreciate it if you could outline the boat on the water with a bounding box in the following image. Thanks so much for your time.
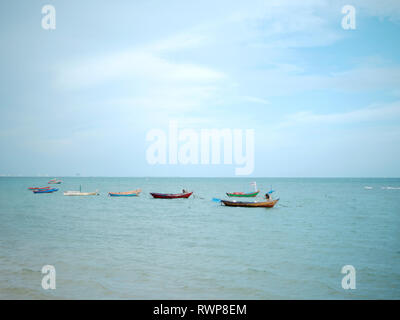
[33,188,59,194]
[227,181,260,197]
[48,179,62,184]
[226,190,259,197]
[64,190,99,196]
[28,186,51,190]
[150,192,193,199]
[109,189,141,197]
[221,199,279,208]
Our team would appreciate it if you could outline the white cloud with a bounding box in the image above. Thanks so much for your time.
[329,66,400,92]
[149,32,208,52]
[276,101,400,128]
[223,0,343,48]
[244,63,400,96]
[53,0,400,123]
[354,0,400,22]
[241,96,270,105]
[111,85,220,112]
[57,50,225,89]
[54,31,228,120]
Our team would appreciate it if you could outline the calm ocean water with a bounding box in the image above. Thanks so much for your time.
[0,177,399,299]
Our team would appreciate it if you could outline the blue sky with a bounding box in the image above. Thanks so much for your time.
[1,0,400,177]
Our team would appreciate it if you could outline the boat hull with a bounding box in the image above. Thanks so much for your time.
[64,191,98,196]
[28,186,51,190]
[109,189,141,197]
[109,193,138,197]
[150,192,193,199]
[33,188,58,194]
[48,179,62,184]
[226,191,260,197]
[221,199,279,208]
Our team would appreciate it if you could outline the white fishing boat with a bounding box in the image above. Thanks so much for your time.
[64,190,99,196]
[64,185,99,196]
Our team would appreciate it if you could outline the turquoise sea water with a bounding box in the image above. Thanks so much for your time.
[0,177,399,299]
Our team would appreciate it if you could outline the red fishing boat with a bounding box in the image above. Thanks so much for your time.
[48,178,62,184]
[28,186,51,190]
[150,192,193,199]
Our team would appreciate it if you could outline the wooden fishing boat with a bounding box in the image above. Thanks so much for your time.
[150,192,193,199]
[63,190,99,196]
[109,189,141,197]
[28,186,51,190]
[221,199,279,208]
[48,179,62,184]
[33,188,58,194]
[226,190,260,197]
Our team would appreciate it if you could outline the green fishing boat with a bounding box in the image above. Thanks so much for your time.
[226,190,260,197]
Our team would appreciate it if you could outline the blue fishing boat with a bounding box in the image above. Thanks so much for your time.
[33,188,59,194]
[108,189,141,197]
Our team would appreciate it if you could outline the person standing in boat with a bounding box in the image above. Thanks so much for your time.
[265,193,270,200]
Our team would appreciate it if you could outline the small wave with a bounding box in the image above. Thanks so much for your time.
[244,267,275,276]
[381,187,400,190]
[20,268,38,275]
[364,186,373,190]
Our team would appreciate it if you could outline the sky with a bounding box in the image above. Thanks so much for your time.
[0,0,400,177]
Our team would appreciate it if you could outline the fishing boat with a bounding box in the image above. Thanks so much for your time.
[64,184,99,196]
[28,186,51,190]
[33,188,59,194]
[63,190,99,196]
[221,199,279,208]
[227,181,260,197]
[226,190,260,197]
[48,178,62,184]
[150,192,193,199]
[109,189,141,197]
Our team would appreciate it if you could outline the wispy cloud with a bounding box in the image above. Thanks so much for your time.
[56,50,225,89]
[241,96,270,105]
[355,0,400,22]
[276,101,400,128]
[244,63,400,96]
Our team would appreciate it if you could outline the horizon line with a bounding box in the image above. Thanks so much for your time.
[1,176,399,179]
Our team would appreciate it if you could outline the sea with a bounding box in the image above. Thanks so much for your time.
[0,177,399,299]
